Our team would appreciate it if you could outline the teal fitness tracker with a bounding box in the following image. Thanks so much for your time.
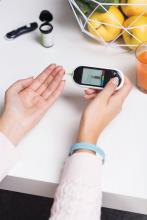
[70,142,105,163]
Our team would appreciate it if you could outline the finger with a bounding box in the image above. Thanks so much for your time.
[98,77,119,102]
[45,80,65,107]
[30,64,56,90]
[7,77,33,95]
[84,93,97,100]
[85,88,96,95]
[36,66,64,95]
[42,69,65,100]
[112,77,132,103]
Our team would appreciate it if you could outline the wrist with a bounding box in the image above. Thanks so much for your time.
[78,116,103,145]
[0,114,24,145]
[77,133,97,145]
[77,122,101,145]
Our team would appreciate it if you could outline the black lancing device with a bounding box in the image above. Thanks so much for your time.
[5,22,38,40]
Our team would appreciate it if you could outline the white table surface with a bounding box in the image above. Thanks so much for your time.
[0,0,147,215]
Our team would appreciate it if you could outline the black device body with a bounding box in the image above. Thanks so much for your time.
[5,22,38,40]
[73,66,121,88]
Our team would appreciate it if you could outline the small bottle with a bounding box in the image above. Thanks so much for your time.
[39,10,54,48]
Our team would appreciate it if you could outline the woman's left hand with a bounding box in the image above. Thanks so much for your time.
[0,64,65,145]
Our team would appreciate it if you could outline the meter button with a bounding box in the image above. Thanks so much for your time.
[114,74,121,86]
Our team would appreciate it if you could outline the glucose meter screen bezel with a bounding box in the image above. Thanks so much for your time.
[73,66,121,88]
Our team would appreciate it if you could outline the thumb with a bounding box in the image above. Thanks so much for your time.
[98,77,119,101]
[7,77,33,95]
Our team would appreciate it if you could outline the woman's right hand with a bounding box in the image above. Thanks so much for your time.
[0,64,65,145]
[77,77,132,145]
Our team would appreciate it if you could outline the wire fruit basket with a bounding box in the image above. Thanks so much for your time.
[68,0,147,49]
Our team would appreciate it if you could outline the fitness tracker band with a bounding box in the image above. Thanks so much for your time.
[69,142,105,163]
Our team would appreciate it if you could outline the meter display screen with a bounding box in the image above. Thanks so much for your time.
[81,68,105,87]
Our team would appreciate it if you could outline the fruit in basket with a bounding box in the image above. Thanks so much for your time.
[113,0,120,6]
[87,0,120,13]
[123,16,147,49]
[121,0,147,17]
[87,6,124,41]
[88,0,112,13]
[75,0,120,15]
[75,0,92,15]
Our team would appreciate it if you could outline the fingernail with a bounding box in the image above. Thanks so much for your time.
[111,77,119,86]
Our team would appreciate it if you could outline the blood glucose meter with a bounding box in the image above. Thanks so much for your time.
[72,66,124,90]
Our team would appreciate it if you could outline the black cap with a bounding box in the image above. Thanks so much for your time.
[39,10,53,22]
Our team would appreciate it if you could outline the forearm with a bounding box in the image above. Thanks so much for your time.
[0,114,24,146]
[49,152,103,220]
[77,116,102,145]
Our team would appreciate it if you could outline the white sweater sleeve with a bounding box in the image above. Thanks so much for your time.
[0,132,19,182]
[50,153,103,220]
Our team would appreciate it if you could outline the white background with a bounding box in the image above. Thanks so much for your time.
[0,0,147,214]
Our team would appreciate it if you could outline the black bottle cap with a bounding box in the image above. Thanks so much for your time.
[39,10,53,23]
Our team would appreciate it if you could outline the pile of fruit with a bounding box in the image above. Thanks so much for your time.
[73,0,147,49]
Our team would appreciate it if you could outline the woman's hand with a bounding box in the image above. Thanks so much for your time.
[0,64,65,145]
[77,77,132,145]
